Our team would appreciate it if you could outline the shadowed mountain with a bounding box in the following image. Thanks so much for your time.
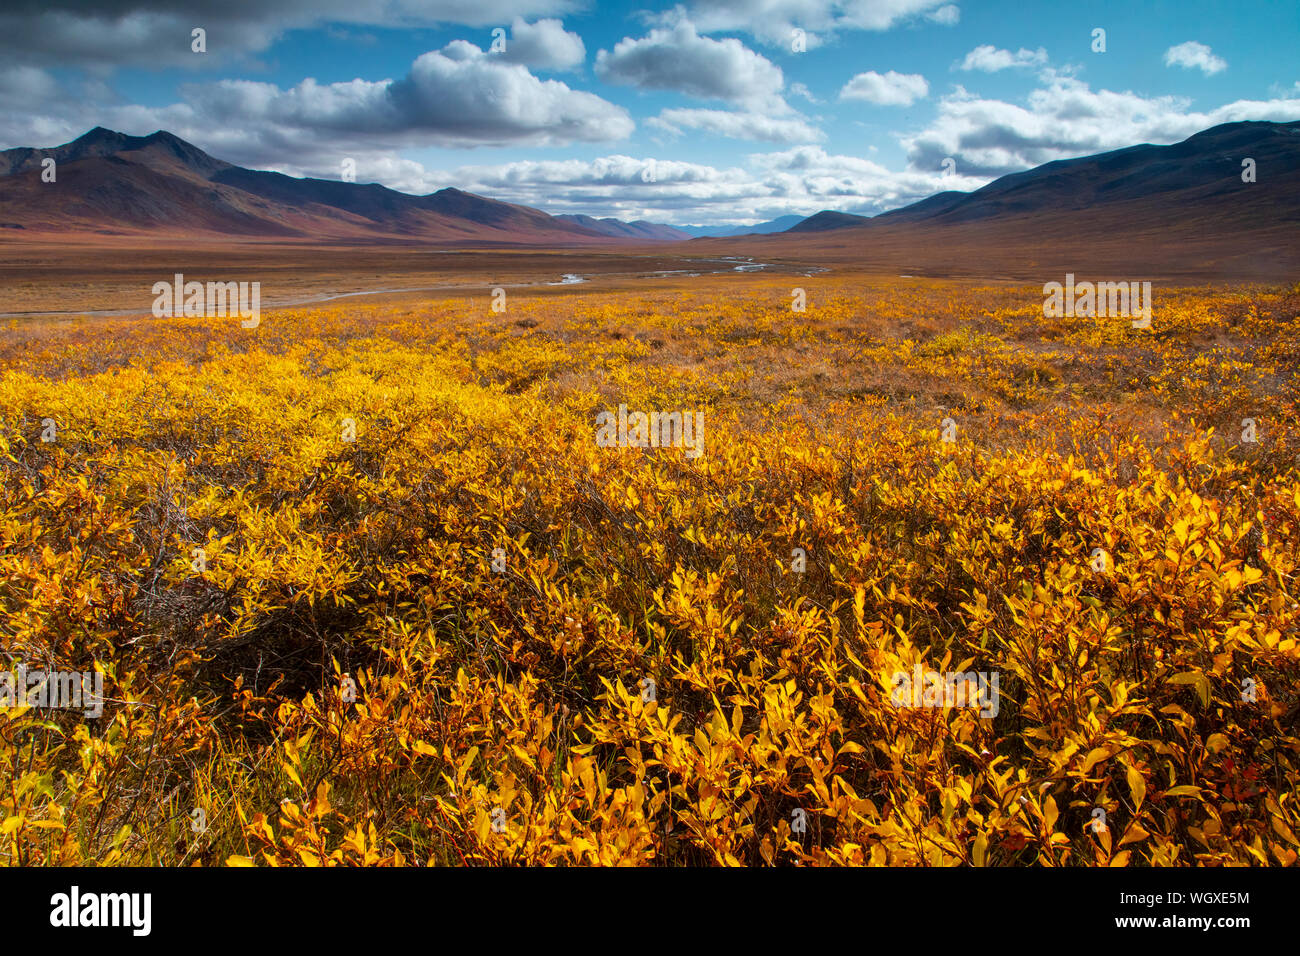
[686,120,1300,281]
[786,210,871,232]
[870,190,967,224]
[869,121,1300,231]
[0,128,638,244]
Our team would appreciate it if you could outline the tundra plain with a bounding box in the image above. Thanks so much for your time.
[2,247,1298,866]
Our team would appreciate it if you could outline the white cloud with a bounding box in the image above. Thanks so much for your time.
[789,81,820,103]
[0,44,633,164]
[681,0,962,48]
[956,45,1047,72]
[498,17,586,70]
[926,4,960,25]
[839,70,928,106]
[1163,41,1227,75]
[419,143,974,222]
[595,20,785,109]
[264,81,1300,221]
[900,74,1300,176]
[649,107,823,142]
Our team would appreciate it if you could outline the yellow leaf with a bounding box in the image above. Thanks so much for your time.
[1120,824,1150,846]
[1126,764,1146,809]
[1271,816,1300,847]
[1082,747,1111,773]
[313,781,332,817]
[1043,795,1059,832]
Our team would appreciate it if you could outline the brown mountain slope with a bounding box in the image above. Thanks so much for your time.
[727,120,1299,281]
[0,128,614,244]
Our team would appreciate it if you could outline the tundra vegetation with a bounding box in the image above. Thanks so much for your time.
[1,274,1298,866]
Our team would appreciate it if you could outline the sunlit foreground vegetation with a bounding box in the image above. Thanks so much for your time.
[2,275,1298,866]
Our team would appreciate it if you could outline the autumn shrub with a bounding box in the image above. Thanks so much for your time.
[1,277,1297,866]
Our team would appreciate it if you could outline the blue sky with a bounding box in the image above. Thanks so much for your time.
[2,1,1297,225]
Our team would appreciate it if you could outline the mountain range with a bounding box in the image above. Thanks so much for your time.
[0,128,622,244]
[2,121,1297,277]
[794,120,1300,233]
[711,119,1300,280]
[553,214,691,241]
[675,216,807,238]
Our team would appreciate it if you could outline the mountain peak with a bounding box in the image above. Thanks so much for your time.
[142,129,187,145]
[138,129,229,172]
[786,210,871,233]
[0,127,638,242]
[70,126,131,148]
[33,127,229,176]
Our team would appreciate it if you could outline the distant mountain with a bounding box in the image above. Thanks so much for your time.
[785,121,1300,235]
[554,214,691,241]
[677,215,806,238]
[785,210,871,233]
[727,119,1300,280]
[0,127,638,244]
[6,121,1297,279]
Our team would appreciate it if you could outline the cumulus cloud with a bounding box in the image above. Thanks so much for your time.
[0,43,632,169]
[256,46,632,148]
[680,0,962,48]
[0,0,585,68]
[595,20,786,108]
[422,143,976,222]
[496,17,585,70]
[956,45,1047,72]
[900,74,1300,177]
[649,107,823,142]
[746,144,978,208]
[1163,41,1227,75]
[839,70,928,106]
[594,18,819,138]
